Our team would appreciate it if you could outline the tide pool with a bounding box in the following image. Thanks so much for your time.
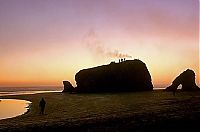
[0,99,31,120]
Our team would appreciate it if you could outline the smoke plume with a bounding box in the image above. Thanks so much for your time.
[83,29,132,59]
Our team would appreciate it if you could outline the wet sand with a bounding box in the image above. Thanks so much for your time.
[0,90,200,132]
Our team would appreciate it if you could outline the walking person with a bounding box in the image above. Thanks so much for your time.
[39,98,46,115]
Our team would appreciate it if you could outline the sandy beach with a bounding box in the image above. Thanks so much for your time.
[0,91,200,131]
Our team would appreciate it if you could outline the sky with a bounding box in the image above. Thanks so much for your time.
[0,0,199,87]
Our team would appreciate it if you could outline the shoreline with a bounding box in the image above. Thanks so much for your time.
[0,90,62,97]
[24,100,32,117]
[0,88,165,97]
[0,91,200,131]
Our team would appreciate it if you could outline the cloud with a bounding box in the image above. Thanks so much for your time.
[83,29,132,59]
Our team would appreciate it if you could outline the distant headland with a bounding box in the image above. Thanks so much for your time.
[63,59,153,93]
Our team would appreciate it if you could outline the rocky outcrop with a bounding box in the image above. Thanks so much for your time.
[74,59,153,93]
[165,69,199,91]
[63,81,74,93]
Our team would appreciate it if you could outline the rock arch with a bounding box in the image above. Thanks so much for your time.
[165,69,199,91]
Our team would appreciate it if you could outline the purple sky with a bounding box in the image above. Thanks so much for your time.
[0,0,199,87]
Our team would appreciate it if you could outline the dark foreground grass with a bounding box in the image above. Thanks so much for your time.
[0,90,200,132]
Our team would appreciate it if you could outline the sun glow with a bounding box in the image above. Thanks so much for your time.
[0,0,198,87]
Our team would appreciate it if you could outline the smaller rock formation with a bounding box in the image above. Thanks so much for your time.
[165,69,199,91]
[63,81,74,93]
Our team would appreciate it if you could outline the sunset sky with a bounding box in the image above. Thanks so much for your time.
[0,0,199,87]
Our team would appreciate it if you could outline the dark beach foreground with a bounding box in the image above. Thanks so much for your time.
[0,90,200,132]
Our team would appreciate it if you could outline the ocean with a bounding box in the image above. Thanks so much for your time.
[0,86,63,96]
[0,86,164,96]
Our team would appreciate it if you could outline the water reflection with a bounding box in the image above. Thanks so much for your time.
[0,90,62,96]
[0,99,31,120]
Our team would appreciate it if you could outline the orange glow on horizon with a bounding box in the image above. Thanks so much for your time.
[0,0,198,88]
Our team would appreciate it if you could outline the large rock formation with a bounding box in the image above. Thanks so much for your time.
[63,81,74,93]
[165,69,199,91]
[74,59,153,93]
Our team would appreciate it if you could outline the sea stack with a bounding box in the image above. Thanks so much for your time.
[165,69,199,91]
[74,59,153,93]
[63,81,74,93]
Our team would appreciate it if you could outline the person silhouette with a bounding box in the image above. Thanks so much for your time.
[39,98,46,114]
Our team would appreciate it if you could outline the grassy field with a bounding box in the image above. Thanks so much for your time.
[0,90,200,131]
